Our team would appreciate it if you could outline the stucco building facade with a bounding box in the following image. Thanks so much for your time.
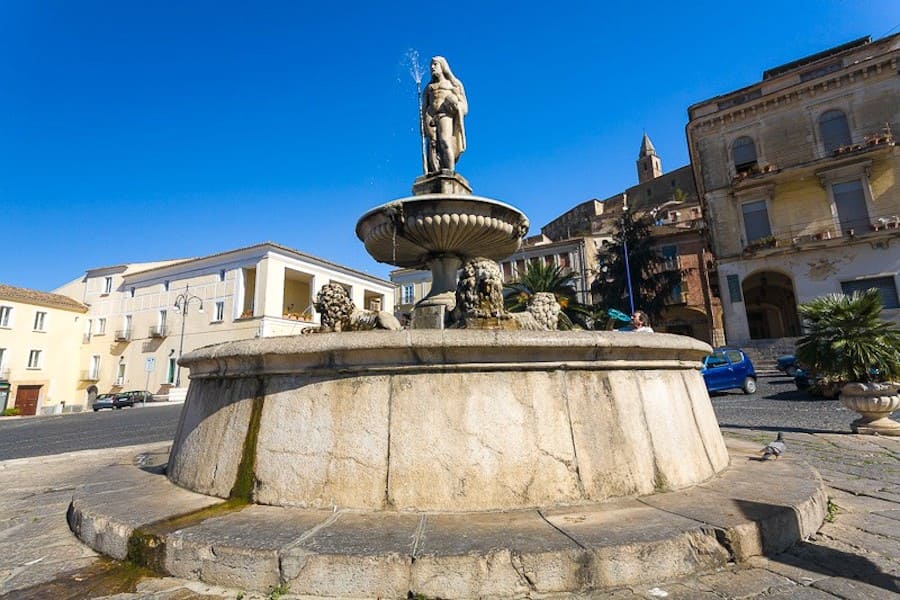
[687,34,900,344]
[0,285,88,415]
[38,242,395,412]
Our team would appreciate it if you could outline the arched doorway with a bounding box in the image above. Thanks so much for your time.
[86,385,98,405]
[742,271,801,339]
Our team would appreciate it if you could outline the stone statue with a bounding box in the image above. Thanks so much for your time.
[452,258,506,323]
[422,56,467,173]
[308,283,402,332]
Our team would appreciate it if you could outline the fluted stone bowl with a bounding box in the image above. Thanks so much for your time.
[355,194,530,269]
[169,330,728,512]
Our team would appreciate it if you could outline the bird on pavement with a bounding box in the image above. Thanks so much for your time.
[760,432,786,460]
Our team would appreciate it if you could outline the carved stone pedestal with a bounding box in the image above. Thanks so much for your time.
[840,382,900,436]
[412,170,472,195]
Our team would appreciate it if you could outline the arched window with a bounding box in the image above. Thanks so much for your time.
[819,109,851,153]
[732,136,758,174]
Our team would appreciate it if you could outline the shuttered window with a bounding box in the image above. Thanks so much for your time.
[840,277,899,309]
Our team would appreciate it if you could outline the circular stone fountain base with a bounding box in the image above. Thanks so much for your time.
[68,440,827,597]
[68,331,827,597]
[166,331,729,511]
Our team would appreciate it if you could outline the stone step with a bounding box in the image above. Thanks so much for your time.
[68,440,827,599]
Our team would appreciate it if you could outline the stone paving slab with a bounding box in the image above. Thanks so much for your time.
[65,438,827,598]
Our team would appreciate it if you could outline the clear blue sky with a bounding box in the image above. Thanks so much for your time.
[2,1,898,291]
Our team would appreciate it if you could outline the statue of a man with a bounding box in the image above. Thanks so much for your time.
[422,56,467,173]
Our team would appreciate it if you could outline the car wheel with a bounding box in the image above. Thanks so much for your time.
[785,365,798,377]
[742,377,757,394]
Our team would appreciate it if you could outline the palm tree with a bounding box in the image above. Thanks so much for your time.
[795,289,900,386]
[590,209,684,325]
[503,261,590,328]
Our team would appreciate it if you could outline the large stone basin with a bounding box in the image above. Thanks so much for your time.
[169,330,728,512]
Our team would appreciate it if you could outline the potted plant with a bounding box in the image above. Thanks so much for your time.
[796,289,900,435]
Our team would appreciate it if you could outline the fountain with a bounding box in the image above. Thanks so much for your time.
[68,56,826,598]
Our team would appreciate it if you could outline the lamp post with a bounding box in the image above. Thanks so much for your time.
[621,195,636,315]
[173,285,203,388]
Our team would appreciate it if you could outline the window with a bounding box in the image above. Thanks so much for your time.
[741,200,772,243]
[123,315,132,336]
[841,277,899,309]
[167,357,176,384]
[97,318,107,335]
[164,280,170,291]
[215,301,225,322]
[0,347,6,371]
[832,179,870,234]
[159,310,167,329]
[401,284,415,305]
[558,253,570,269]
[0,306,11,327]
[219,269,226,282]
[130,287,135,298]
[103,277,113,294]
[27,350,41,369]
[819,109,851,153]
[33,311,47,331]
[116,361,126,386]
[90,355,101,379]
[732,136,758,173]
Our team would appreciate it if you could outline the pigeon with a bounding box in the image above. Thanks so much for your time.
[761,432,786,460]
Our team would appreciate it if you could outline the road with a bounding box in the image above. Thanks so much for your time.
[0,372,864,460]
[0,404,182,460]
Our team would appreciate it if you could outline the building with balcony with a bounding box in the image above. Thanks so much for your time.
[52,241,395,411]
[0,284,88,415]
[687,34,900,343]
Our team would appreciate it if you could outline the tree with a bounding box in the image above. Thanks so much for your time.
[795,289,900,386]
[590,209,684,325]
[503,261,591,328]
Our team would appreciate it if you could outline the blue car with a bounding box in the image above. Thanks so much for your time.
[776,354,800,377]
[702,348,758,394]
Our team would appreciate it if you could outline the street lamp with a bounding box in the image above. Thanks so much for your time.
[621,194,636,315]
[173,285,203,387]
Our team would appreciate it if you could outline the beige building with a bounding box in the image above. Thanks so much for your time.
[0,284,88,415]
[49,242,395,410]
[687,34,900,343]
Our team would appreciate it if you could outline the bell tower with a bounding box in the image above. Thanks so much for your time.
[637,132,662,183]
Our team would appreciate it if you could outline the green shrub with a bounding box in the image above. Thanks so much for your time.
[2,408,20,417]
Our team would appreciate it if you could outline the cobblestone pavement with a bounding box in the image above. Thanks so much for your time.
[1,429,899,599]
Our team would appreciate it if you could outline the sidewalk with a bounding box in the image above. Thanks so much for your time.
[1,429,898,599]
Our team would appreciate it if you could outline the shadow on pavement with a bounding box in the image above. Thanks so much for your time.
[720,423,849,435]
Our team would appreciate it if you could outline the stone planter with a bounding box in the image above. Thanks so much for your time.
[839,381,900,436]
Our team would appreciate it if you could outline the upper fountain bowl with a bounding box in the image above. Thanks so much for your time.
[356,193,530,269]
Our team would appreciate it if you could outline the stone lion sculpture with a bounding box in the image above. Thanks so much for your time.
[309,283,401,332]
[454,257,506,320]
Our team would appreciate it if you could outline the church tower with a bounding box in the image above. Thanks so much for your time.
[637,132,662,183]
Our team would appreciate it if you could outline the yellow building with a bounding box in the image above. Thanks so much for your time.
[0,284,88,415]
[687,34,900,343]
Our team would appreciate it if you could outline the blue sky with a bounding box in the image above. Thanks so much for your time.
[2,1,898,291]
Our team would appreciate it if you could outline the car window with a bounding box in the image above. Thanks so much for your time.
[725,350,744,364]
[705,352,727,367]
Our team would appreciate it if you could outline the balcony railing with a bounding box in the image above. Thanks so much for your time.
[80,370,100,382]
[114,329,132,341]
[149,325,167,338]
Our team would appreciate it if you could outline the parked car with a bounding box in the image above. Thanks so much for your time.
[118,390,153,404]
[701,348,758,394]
[776,354,800,377]
[92,393,134,411]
